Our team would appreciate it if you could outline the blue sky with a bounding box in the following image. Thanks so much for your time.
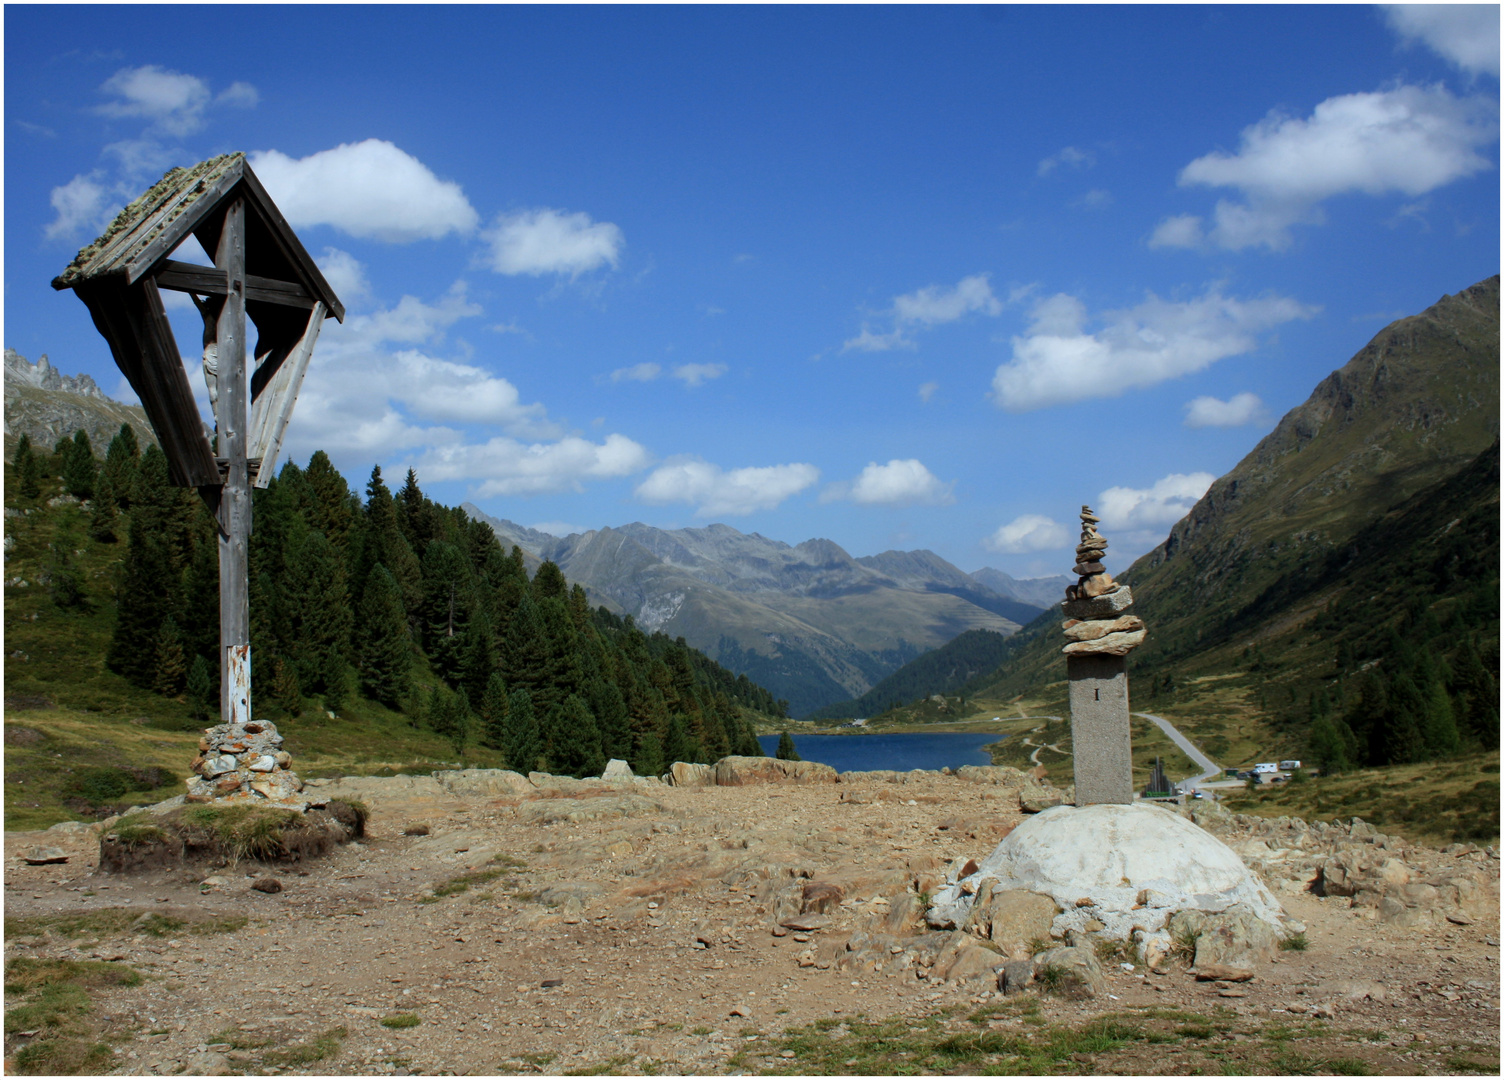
[6,5,1499,579]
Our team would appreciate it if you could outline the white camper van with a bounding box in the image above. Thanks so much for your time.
[1253,762,1280,775]
[1279,759,1302,771]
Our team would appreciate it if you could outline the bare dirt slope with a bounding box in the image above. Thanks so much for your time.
[4,771,1499,1076]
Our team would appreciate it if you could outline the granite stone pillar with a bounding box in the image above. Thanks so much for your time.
[1067,654,1133,805]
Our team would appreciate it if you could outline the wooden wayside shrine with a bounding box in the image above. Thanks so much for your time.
[54,153,344,728]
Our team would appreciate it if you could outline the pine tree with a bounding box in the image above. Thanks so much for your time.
[152,616,188,697]
[186,654,215,722]
[419,540,475,682]
[107,447,177,688]
[15,433,40,500]
[179,516,221,667]
[531,560,569,603]
[632,731,665,778]
[1384,673,1427,764]
[355,564,411,707]
[103,424,140,509]
[273,657,303,717]
[322,648,348,715]
[48,544,84,609]
[480,672,510,751]
[1308,713,1354,774]
[89,469,119,542]
[459,605,498,708]
[505,688,542,774]
[664,712,695,765]
[281,527,352,695]
[426,684,472,756]
[64,429,96,499]
[586,676,632,762]
[545,694,604,778]
[1420,666,1461,757]
[776,731,801,761]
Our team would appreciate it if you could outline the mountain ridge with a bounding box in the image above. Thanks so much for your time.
[462,508,1047,716]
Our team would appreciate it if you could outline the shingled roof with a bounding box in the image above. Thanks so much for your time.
[52,152,344,322]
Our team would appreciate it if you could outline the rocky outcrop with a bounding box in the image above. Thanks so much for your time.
[4,348,156,460]
[713,756,839,786]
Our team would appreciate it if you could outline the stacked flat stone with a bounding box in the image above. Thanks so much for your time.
[186,719,306,809]
[1060,505,1146,656]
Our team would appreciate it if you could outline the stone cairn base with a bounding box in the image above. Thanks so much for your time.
[1060,505,1146,657]
[186,720,306,810]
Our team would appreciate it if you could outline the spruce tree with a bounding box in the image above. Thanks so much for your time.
[545,694,604,778]
[480,672,510,751]
[776,731,801,761]
[103,424,140,509]
[15,433,40,500]
[459,605,498,708]
[355,564,411,707]
[664,712,695,765]
[586,676,633,762]
[152,616,188,697]
[281,528,352,696]
[322,648,348,715]
[632,731,665,778]
[186,654,215,722]
[179,517,221,667]
[107,447,177,688]
[89,469,118,542]
[505,688,542,774]
[64,429,95,499]
[419,539,475,682]
[273,657,303,717]
[48,544,84,609]
[427,684,471,756]
[1384,673,1427,764]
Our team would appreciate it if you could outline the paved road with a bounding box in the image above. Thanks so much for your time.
[1133,712,1223,791]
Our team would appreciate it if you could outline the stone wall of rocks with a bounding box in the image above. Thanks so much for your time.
[185,720,304,808]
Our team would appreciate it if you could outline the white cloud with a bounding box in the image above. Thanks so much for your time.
[918,381,938,403]
[102,138,175,178]
[216,81,260,108]
[1037,146,1095,176]
[1384,4,1500,77]
[984,514,1070,554]
[96,65,211,136]
[1176,84,1497,250]
[893,274,1004,326]
[610,362,663,383]
[1183,392,1265,428]
[841,326,913,353]
[483,208,623,276]
[1148,213,1207,249]
[1097,473,1215,532]
[44,173,115,240]
[249,140,479,242]
[991,287,1316,412]
[346,283,482,346]
[1076,189,1114,209]
[315,248,371,306]
[672,363,726,387]
[825,459,954,507]
[420,433,651,497]
[635,459,819,517]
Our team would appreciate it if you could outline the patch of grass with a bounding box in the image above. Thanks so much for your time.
[1169,925,1201,964]
[104,819,165,849]
[566,1055,636,1075]
[519,1051,556,1066]
[379,1014,421,1029]
[7,908,246,943]
[691,1025,713,1036]
[208,1028,272,1051]
[173,803,305,862]
[4,958,142,1076]
[1280,931,1309,951]
[261,1026,347,1067]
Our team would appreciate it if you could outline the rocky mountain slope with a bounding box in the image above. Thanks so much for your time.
[974,275,1500,716]
[4,349,155,460]
[462,510,1042,717]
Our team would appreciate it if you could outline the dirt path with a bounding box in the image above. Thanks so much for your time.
[3,772,1499,1076]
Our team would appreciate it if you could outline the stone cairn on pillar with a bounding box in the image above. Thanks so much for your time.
[186,720,307,810]
[1061,505,1146,656]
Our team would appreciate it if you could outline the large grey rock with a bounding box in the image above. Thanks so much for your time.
[964,802,1287,941]
[601,759,635,782]
[1170,906,1282,976]
[1060,586,1134,621]
[965,882,1058,949]
[1033,946,1106,999]
[714,756,838,786]
[1061,629,1147,656]
[669,762,714,787]
[433,769,534,798]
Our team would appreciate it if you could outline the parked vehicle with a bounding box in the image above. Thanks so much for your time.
[1279,759,1302,771]
[1253,762,1279,774]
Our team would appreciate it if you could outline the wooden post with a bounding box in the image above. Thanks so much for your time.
[215,199,252,726]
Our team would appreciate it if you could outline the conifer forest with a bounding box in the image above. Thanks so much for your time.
[22,424,784,779]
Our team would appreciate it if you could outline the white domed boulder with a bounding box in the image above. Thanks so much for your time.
[927,802,1289,944]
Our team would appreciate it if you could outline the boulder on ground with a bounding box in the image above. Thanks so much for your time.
[1032,946,1106,998]
[433,769,534,798]
[965,881,1059,950]
[668,762,714,787]
[601,759,635,783]
[1170,904,1281,977]
[962,802,1287,941]
[714,756,839,786]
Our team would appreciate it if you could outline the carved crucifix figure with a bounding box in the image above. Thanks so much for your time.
[189,292,223,431]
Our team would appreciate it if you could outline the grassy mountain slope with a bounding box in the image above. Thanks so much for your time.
[975,276,1499,710]
[804,629,1020,722]
[463,510,1026,717]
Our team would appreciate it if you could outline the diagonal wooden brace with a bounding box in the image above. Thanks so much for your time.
[248,300,326,488]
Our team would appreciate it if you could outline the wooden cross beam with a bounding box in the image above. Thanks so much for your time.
[53,153,343,731]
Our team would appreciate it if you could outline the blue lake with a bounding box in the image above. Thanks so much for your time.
[756,731,1004,773]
